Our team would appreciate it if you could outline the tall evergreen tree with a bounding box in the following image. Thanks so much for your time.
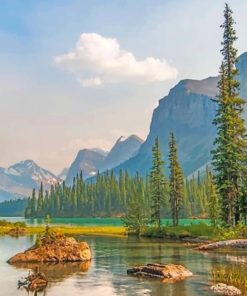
[36,182,44,217]
[212,4,247,226]
[149,137,167,228]
[122,173,148,236]
[207,171,220,226]
[168,132,185,226]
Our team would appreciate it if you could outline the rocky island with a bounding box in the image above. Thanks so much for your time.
[7,232,91,264]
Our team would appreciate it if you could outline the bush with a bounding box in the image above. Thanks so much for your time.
[215,223,247,240]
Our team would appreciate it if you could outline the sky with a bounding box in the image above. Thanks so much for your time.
[0,0,247,174]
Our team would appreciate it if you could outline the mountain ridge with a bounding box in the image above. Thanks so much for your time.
[112,52,247,177]
[0,159,61,201]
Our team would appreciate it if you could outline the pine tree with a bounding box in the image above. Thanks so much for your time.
[207,171,220,226]
[168,132,185,226]
[122,173,148,236]
[36,182,44,217]
[30,188,36,217]
[212,4,247,226]
[25,197,31,218]
[149,137,167,228]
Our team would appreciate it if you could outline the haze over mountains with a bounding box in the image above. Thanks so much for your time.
[1,52,247,202]
[0,135,144,200]
[65,135,144,185]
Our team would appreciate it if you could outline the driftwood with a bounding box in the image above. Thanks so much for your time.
[196,239,247,251]
[18,267,47,291]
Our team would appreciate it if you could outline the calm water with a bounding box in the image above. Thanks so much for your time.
[1,217,210,226]
[1,235,247,296]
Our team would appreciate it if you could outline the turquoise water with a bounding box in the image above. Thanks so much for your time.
[1,217,210,227]
[1,235,247,296]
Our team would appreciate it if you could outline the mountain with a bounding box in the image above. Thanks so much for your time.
[0,188,23,202]
[114,52,247,177]
[113,77,218,176]
[58,168,69,180]
[65,135,143,184]
[92,148,109,157]
[65,149,105,184]
[0,160,61,201]
[101,135,144,171]
[237,52,247,115]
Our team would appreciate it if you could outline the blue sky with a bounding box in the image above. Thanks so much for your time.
[0,0,247,174]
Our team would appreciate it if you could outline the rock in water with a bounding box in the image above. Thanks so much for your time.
[211,283,242,296]
[127,263,193,282]
[7,233,91,264]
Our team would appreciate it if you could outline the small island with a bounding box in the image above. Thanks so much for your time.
[7,232,91,264]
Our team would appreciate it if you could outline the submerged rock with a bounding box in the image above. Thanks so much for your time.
[8,233,91,264]
[127,263,193,282]
[211,283,242,296]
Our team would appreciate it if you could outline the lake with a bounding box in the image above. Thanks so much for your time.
[1,235,247,296]
[1,217,210,227]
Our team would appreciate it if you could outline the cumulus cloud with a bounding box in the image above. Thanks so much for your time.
[53,33,177,86]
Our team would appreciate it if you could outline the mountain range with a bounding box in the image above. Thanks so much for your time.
[0,160,61,202]
[65,135,143,184]
[0,135,144,200]
[1,52,247,202]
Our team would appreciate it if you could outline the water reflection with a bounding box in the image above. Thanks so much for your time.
[13,261,91,282]
[1,235,247,296]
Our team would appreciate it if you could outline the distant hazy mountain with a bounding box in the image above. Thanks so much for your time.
[0,160,61,201]
[65,135,143,184]
[65,149,105,184]
[114,52,247,177]
[101,135,144,171]
[57,167,69,180]
[92,148,109,157]
[0,188,24,202]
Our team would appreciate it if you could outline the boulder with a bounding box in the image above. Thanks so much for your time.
[211,283,242,296]
[8,233,91,264]
[127,263,193,282]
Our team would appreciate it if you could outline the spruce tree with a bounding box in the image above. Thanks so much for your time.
[207,171,220,226]
[168,132,185,226]
[212,4,247,226]
[149,137,167,228]
[36,182,44,217]
[122,174,148,236]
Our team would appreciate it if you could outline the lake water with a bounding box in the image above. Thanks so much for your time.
[1,217,210,226]
[1,235,247,296]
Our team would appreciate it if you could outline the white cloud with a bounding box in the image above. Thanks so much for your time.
[77,77,102,87]
[53,33,178,86]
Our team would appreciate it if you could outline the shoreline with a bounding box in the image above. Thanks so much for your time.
[0,225,212,243]
[0,225,127,237]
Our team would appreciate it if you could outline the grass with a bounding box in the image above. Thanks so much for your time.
[0,219,126,236]
[211,265,247,295]
[142,222,247,241]
[32,226,126,236]
[143,223,216,240]
[1,219,247,240]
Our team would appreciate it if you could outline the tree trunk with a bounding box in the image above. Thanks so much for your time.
[196,239,247,251]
